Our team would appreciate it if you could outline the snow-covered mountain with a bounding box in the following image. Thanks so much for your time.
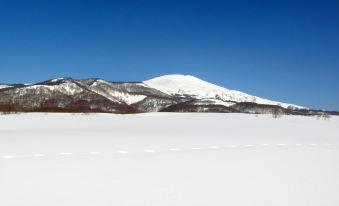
[144,74,303,109]
[1,74,325,115]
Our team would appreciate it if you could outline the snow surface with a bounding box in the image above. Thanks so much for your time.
[88,80,147,104]
[1,113,339,206]
[17,82,83,95]
[144,74,304,109]
[50,77,67,82]
[0,85,12,89]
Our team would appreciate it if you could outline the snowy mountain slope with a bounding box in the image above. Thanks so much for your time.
[144,74,304,109]
[0,78,138,113]
[79,79,145,104]
[0,74,319,114]
[78,78,174,107]
[132,96,178,112]
[0,85,12,90]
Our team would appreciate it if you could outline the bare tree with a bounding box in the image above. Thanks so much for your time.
[272,107,283,118]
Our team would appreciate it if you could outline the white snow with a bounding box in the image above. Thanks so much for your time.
[15,82,83,95]
[0,113,338,206]
[112,91,146,105]
[144,74,304,109]
[87,79,147,104]
[0,85,12,89]
[50,77,67,82]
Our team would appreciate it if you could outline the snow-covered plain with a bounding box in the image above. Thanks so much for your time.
[1,113,339,206]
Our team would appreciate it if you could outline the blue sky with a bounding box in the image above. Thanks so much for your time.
[0,0,338,110]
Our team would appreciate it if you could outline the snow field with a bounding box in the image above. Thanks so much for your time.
[1,142,339,160]
[1,113,339,206]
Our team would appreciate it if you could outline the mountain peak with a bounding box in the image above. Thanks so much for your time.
[145,74,210,84]
[144,74,304,109]
[36,77,75,85]
[144,74,227,96]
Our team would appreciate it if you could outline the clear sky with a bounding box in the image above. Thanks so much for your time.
[0,0,338,110]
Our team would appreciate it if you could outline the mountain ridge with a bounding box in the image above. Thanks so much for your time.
[144,74,303,109]
[1,74,336,115]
